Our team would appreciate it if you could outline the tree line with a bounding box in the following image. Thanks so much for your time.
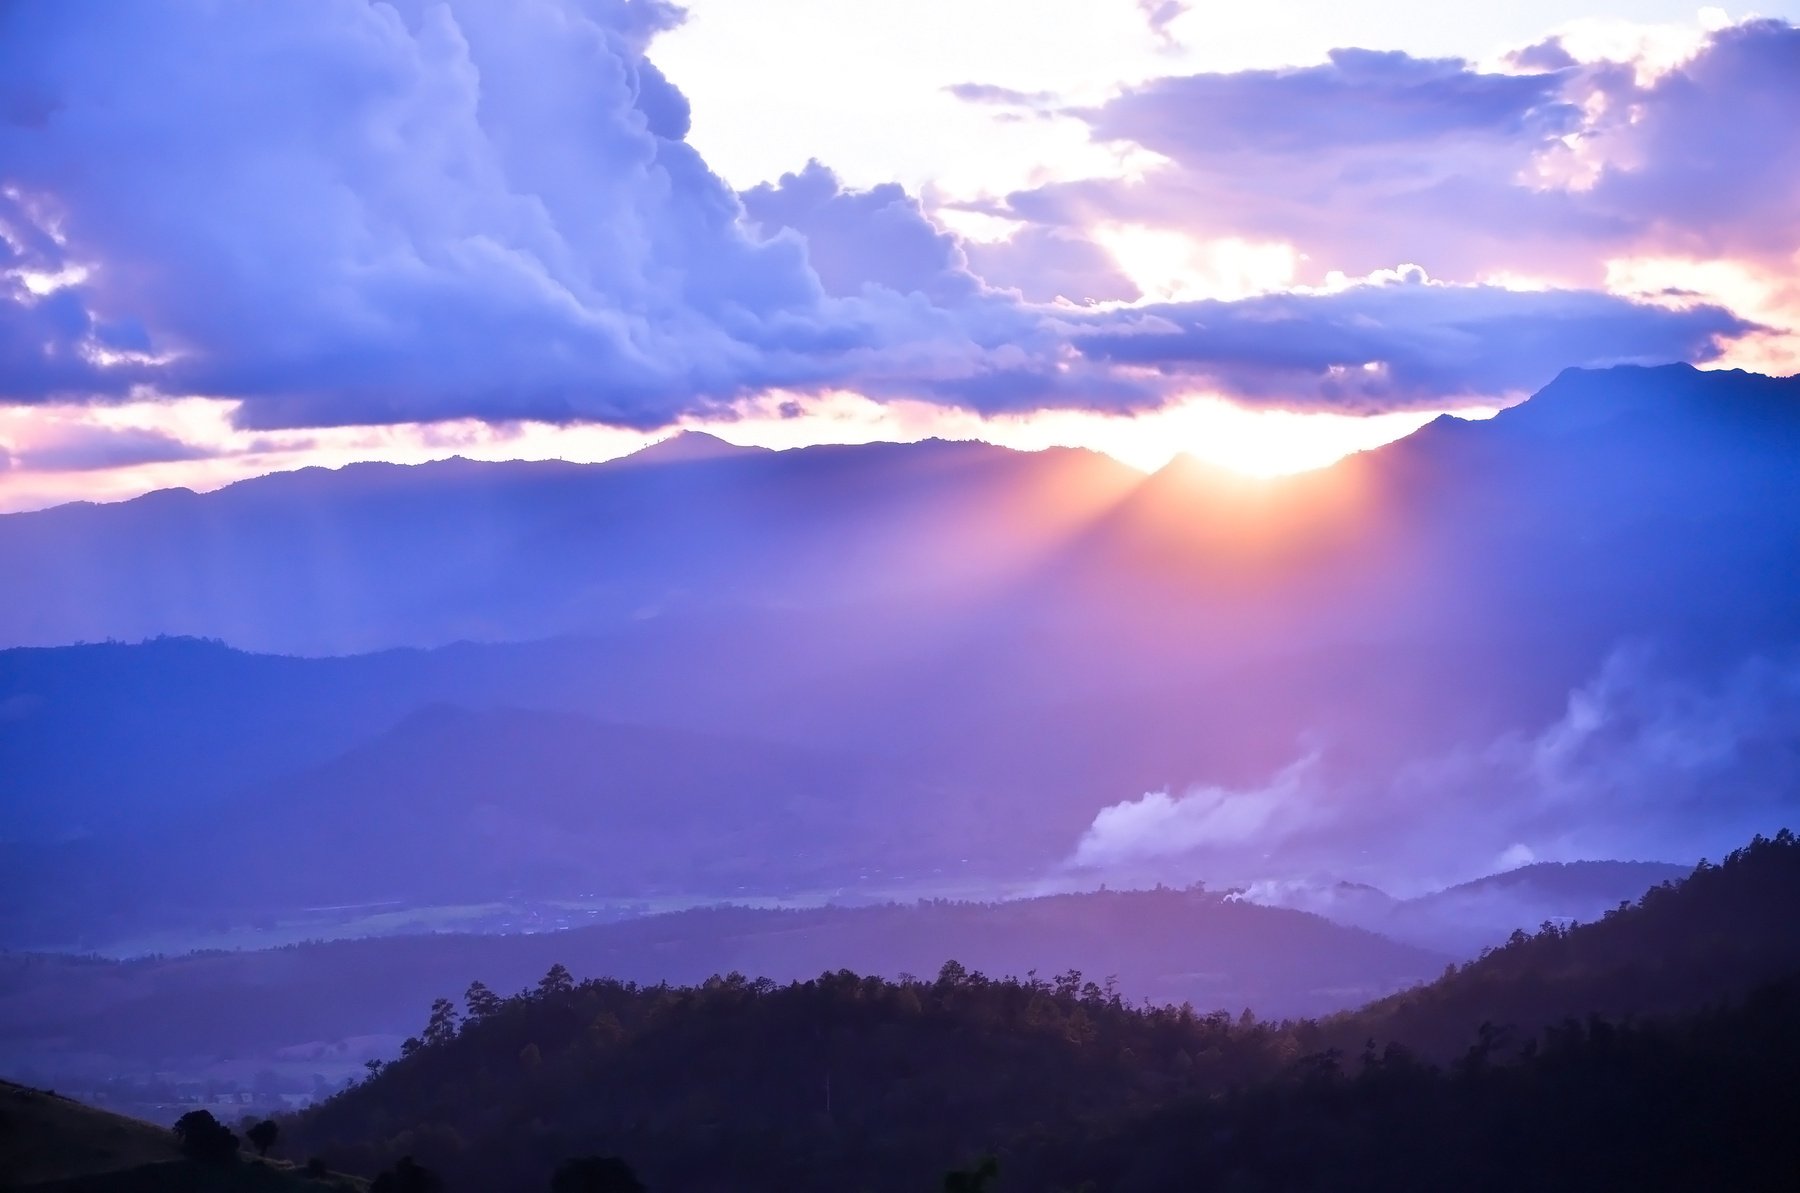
[269,832,1800,1191]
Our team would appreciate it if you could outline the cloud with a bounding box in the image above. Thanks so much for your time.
[0,0,1039,429]
[1072,753,1323,868]
[1069,645,1800,886]
[739,161,981,305]
[991,47,1595,284]
[1135,0,1188,48]
[1000,20,1800,287]
[1066,274,1751,409]
[964,227,1141,306]
[9,424,215,472]
[0,1,1774,434]
[943,83,1059,109]
[1085,48,1576,156]
[1580,20,1800,266]
[1493,646,1800,858]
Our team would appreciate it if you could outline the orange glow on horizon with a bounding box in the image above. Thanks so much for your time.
[0,389,1490,513]
[1010,397,1462,477]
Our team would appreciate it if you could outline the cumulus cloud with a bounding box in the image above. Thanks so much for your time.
[0,1,1774,433]
[0,0,1042,428]
[1000,20,1800,287]
[964,227,1140,306]
[994,48,1596,283]
[1578,19,1800,266]
[1070,645,1800,886]
[739,161,981,305]
[1072,753,1322,868]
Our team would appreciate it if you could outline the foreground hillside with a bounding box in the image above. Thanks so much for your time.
[1019,979,1800,1193]
[0,1079,362,1191]
[1341,830,1800,1057]
[277,832,1800,1192]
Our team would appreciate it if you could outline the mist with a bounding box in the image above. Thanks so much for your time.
[1069,644,1800,892]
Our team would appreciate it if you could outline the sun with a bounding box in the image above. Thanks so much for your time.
[983,396,1457,478]
[1130,398,1453,476]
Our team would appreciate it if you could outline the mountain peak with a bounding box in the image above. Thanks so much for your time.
[617,430,766,467]
[1501,362,1799,435]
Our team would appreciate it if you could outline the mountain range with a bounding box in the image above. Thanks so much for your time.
[3,363,1798,945]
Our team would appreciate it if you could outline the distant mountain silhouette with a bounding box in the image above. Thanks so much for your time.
[181,703,945,906]
[1343,860,1694,954]
[4,364,1799,942]
[615,429,767,466]
[3,364,1795,660]
[0,436,1137,654]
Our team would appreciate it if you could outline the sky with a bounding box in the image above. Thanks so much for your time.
[1,0,1797,511]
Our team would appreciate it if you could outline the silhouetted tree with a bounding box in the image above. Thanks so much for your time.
[551,1154,648,1193]
[371,1154,443,1193]
[278,837,1800,1193]
[943,1156,999,1192]
[172,1109,240,1162]
[538,963,574,996]
[246,1117,280,1157]
[423,996,459,1046]
[465,980,503,1020]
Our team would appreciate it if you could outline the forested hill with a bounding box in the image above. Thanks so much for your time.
[279,832,1800,1193]
[1338,828,1800,1057]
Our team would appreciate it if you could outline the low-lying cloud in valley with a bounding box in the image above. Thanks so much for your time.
[1072,645,1800,890]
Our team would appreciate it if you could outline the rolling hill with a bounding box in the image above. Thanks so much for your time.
[1337,830,1800,1057]
[0,1079,362,1191]
[0,889,1447,1101]
[266,830,1800,1193]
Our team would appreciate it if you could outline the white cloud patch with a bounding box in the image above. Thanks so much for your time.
[1072,752,1323,867]
[1070,645,1800,886]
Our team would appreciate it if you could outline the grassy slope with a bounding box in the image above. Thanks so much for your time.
[0,1079,362,1191]
[1,1080,179,1185]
